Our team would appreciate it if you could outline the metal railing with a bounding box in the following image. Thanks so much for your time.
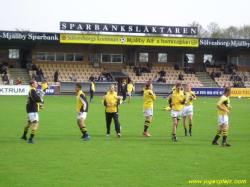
[105,64,123,82]
[199,65,218,87]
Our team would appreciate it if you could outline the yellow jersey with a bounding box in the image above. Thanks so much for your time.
[127,83,134,93]
[103,91,122,113]
[143,90,156,110]
[184,91,196,106]
[217,95,230,116]
[41,83,49,91]
[167,90,186,111]
[77,90,88,113]
[90,82,95,92]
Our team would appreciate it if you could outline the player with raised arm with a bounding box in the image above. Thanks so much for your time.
[37,80,50,99]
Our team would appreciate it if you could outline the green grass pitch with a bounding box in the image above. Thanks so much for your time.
[0,95,249,187]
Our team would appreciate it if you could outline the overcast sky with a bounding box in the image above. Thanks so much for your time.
[1,0,250,33]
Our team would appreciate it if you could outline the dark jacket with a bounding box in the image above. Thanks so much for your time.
[121,82,127,93]
[26,87,43,113]
[36,68,43,76]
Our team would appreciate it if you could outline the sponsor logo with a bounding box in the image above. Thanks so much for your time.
[0,32,59,41]
[60,22,198,35]
[0,87,26,93]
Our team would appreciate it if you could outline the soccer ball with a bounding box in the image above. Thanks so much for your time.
[120,37,126,43]
[238,96,241,99]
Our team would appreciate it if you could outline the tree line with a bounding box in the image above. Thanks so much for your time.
[187,21,250,39]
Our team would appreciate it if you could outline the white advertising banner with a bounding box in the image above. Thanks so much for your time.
[0,85,30,95]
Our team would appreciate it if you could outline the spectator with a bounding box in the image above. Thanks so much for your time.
[184,66,190,74]
[2,65,7,74]
[235,75,240,81]
[2,73,9,84]
[107,76,113,82]
[158,68,166,77]
[32,64,37,71]
[243,70,249,81]
[236,81,241,87]
[94,76,98,82]
[163,78,166,83]
[147,78,152,84]
[54,69,59,82]
[102,68,109,77]
[103,76,107,82]
[189,66,195,74]
[238,81,245,88]
[153,75,158,82]
[215,71,221,78]
[229,62,234,71]
[178,72,184,80]
[32,73,37,81]
[89,74,94,82]
[134,66,138,73]
[210,70,215,80]
[36,66,43,82]
[223,83,227,88]
[241,81,245,88]
[98,74,103,82]
[26,63,32,71]
[147,68,152,73]
[16,77,22,85]
[174,63,180,70]
[158,76,163,82]
[224,67,229,74]
[205,59,211,67]
[233,81,237,87]
[71,73,78,82]
[136,68,142,76]
[9,77,14,85]
[147,62,153,69]
[138,65,143,72]
[238,76,242,82]
[230,75,235,81]
[142,66,147,73]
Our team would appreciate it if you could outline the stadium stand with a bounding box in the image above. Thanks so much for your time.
[206,67,249,88]
[122,66,203,87]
